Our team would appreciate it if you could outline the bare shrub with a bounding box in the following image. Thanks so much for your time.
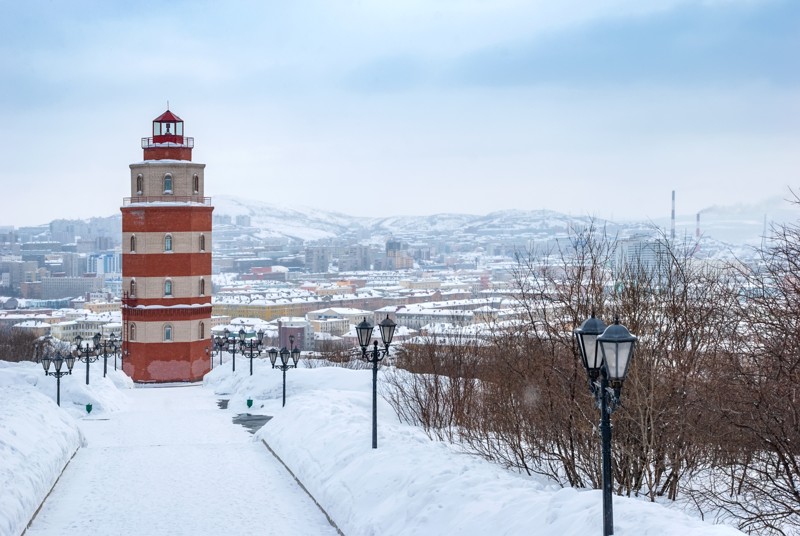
[0,326,39,362]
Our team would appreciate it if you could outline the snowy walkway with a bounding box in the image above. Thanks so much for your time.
[25,384,340,536]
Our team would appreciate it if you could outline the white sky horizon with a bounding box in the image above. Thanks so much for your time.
[2,1,798,227]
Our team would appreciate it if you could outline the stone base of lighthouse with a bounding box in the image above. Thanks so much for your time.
[122,305,212,382]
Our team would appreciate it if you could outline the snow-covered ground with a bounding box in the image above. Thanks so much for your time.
[1,356,744,535]
[0,360,131,536]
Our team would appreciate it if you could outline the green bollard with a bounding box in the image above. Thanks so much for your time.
[246,398,253,409]
[86,403,93,414]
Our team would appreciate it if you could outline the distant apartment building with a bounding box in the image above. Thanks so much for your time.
[213,214,232,225]
[87,252,122,275]
[0,227,18,255]
[235,215,251,227]
[276,317,313,351]
[399,279,441,290]
[306,307,374,336]
[0,260,39,295]
[338,245,375,271]
[616,237,671,274]
[385,238,414,270]
[40,275,102,300]
[305,246,332,273]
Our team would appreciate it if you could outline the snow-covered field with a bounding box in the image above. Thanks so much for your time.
[1,356,743,535]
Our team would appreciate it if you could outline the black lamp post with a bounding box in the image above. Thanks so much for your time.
[355,315,397,449]
[242,329,265,376]
[226,328,246,373]
[574,313,637,536]
[212,331,228,367]
[268,334,300,407]
[96,333,120,378]
[36,337,75,407]
[74,333,101,385]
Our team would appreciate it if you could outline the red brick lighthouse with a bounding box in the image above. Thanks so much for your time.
[121,110,213,382]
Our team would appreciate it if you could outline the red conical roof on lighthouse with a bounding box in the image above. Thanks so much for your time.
[153,110,183,123]
[143,108,193,161]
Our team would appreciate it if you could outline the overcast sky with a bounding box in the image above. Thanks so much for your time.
[1,0,798,226]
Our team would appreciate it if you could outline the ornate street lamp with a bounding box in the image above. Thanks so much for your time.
[356,315,397,449]
[268,335,300,407]
[212,331,228,367]
[73,333,101,385]
[574,313,637,536]
[36,337,75,407]
[242,329,265,376]
[227,328,246,373]
[212,328,247,372]
[96,333,120,378]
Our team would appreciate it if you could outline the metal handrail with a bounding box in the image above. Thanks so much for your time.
[123,196,211,205]
[141,136,195,149]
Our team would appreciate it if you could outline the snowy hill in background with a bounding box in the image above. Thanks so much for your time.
[213,195,619,243]
[29,194,800,246]
[212,194,800,245]
[213,195,365,242]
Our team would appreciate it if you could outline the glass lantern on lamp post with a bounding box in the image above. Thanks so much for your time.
[242,329,265,376]
[268,335,301,407]
[97,333,119,377]
[36,336,75,407]
[74,333,101,385]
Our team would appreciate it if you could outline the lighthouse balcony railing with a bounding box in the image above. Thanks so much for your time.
[123,195,212,206]
[141,136,195,149]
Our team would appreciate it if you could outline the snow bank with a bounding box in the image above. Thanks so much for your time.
[0,361,132,536]
[205,363,744,535]
[0,386,83,536]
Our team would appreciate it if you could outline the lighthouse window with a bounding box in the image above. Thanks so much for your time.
[164,324,173,341]
[199,234,205,252]
[164,174,173,193]
[199,322,205,339]
[165,279,173,296]
[136,174,143,195]
[199,277,205,296]
[164,234,173,252]
[193,174,199,193]
[130,323,136,341]
[129,279,136,297]
[130,235,136,253]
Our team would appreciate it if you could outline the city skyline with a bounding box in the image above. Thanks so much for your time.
[2,0,798,227]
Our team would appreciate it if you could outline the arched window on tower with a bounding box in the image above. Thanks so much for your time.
[164,234,173,252]
[164,174,173,193]
[193,174,199,194]
[129,279,136,297]
[164,324,173,341]
[130,235,136,253]
[199,322,205,339]
[136,174,143,195]
[130,323,136,341]
[199,234,205,252]
[199,277,205,296]
[164,279,173,296]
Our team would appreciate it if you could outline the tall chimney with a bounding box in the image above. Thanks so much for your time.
[696,212,701,238]
[671,190,676,241]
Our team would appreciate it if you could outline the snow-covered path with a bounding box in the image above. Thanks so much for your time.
[25,384,339,536]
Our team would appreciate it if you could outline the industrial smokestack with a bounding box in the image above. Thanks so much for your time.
[671,190,676,241]
[696,212,700,238]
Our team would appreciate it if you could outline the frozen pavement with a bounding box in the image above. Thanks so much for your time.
[25,384,340,536]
